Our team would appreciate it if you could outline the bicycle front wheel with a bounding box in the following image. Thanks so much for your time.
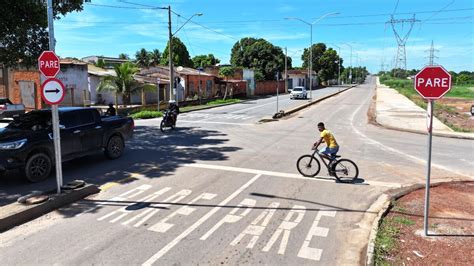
[333,159,359,182]
[297,155,321,177]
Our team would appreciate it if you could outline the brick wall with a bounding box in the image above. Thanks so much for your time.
[255,80,285,96]
[184,74,217,98]
[0,85,6,98]
[11,70,42,109]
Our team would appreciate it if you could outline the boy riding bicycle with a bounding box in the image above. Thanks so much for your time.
[313,122,339,165]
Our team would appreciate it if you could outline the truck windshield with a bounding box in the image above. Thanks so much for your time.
[6,111,52,131]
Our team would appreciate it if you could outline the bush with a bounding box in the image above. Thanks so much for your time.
[206,99,241,105]
[130,111,163,119]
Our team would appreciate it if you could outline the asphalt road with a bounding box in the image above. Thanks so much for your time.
[0,79,472,264]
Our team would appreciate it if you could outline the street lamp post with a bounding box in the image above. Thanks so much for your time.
[286,12,339,101]
[343,43,353,84]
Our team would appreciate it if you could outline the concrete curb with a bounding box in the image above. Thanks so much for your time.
[257,86,356,123]
[365,178,473,265]
[0,184,100,233]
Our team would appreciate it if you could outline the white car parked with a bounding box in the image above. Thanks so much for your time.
[290,87,307,99]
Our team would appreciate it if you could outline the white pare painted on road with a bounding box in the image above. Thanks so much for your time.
[200,198,256,241]
[350,90,472,179]
[97,187,171,223]
[262,205,306,255]
[77,185,152,217]
[297,210,336,261]
[142,174,262,266]
[133,189,192,227]
[230,202,280,248]
[148,193,217,233]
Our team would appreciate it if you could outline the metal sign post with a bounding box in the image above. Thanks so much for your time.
[46,0,63,194]
[424,100,434,236]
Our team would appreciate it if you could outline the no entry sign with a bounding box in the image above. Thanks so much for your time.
[38,51,60,78]
[41,78,65,105]
[414,66,452,100]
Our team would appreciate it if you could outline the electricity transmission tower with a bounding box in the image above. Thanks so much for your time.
[387,15,420,71]
[426,40,439,66]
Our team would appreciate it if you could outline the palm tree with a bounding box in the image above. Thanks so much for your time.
[97,62,140,108]
[150,49,161,66]
[135,48,150,68]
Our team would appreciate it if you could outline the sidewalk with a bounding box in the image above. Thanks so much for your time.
[375,77,474,139]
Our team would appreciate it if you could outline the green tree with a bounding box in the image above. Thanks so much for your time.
[456,74,472,85]
[192,54,220,68]
[135,48,151,68]
[0,0,84,67]
[302,43,327,74]
[318,48,343,84]
[219,67,235,100]
[150,49,161,67]
[230,37,291,80]
[97,62,153,107]
[160,37,193,67]
[118,53,130,60]
[95,58,106,68]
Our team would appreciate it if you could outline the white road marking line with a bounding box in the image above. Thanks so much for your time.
[133,189,192,228]
[121,187,172,226]
[179,120,254,126]
[262,205,306,255]
[184,163,401,188]
[142,174,262,265]
[349,92,473,179]
[97,187,171,223]
[230,202,280,249]
[297,210,336,261]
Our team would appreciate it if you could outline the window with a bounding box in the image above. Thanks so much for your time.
[59,112,80,128]
[78,110,97,125]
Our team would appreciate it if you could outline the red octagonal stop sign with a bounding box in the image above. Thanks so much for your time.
[414,66,451,100]
[38,51,60,78]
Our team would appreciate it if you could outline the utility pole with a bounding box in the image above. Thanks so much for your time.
[285,47,288,93]
[426,40,439,66]
[167,6,174,103]
[387,15,420,72]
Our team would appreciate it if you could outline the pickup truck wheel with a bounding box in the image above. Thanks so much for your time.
[24,153,52,182]
[105,135,124,159]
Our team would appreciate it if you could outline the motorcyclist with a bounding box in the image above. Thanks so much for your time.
[168,100,179,125]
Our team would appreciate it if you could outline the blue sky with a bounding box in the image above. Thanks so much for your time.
[55,0,474,73]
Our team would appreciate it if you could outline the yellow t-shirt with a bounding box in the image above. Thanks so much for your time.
[320,129,338,148]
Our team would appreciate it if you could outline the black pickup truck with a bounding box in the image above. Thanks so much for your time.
[0,107,134,182]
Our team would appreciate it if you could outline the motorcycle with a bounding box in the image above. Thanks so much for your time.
[160,110,176,132]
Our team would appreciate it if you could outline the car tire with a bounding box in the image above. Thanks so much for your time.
[105,135,124,159]
[24,152,52,182]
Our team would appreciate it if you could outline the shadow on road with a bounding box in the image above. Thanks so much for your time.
[0,125,240,209]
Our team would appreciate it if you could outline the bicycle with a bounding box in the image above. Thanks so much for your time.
[296,147,359,182]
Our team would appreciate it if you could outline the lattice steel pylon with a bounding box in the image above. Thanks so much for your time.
[426,40,439,66]
[387,15,420,70]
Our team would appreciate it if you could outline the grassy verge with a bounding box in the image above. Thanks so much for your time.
[130,110,163,119]
[206,98,241,105]
[374,209,416,265]
[447,84,474,98]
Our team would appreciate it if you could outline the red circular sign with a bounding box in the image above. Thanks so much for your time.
[38,51,60,78]
[41,78,66,105]
[414,66,451,100]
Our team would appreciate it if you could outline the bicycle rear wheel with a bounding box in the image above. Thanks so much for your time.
[333,159,359,182]
[297,155,321,177]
